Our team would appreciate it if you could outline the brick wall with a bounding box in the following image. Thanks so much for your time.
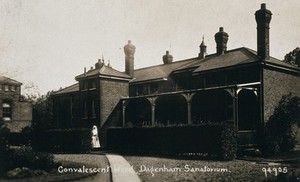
[99,79,128,127]
[263,68,300,122]
[0,93,32,132]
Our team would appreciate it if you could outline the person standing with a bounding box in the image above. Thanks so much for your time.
[91,125,100,148]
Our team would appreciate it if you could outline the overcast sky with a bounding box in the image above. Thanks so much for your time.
[0,0,299,95]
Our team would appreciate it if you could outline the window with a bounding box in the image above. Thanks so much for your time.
[192,76,205,89]
[90,80,96,89]
[91,100,96,118]
[84,81,88,90]
[83,100,88,118]
[11,85,15,92]
[206,73,225,87]
[136,85,143,96]
[150,83,159,94]
[81,81,88,90]
[4,85,9,91]
[0,84,2,91]
[3,103,12,121]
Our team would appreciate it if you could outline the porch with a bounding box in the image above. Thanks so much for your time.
[121,82,262,146]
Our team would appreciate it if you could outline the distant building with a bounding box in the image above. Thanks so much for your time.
[52,4,300,146]
[0,76,32,132]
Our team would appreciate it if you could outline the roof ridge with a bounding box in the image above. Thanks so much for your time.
[52,83,79,95]
[133,57,199,72]
[0,76,22,85]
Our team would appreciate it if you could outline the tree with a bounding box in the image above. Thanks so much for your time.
[284,47,300,67]
[259,94,300,156]
[23,91,55,130]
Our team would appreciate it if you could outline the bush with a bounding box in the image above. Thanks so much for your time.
[32,128,92,152]
[108,123,238,160]
[259,94,300,156]
[8,147,55,171]
[219,124,238,160]
[258,129,280,157]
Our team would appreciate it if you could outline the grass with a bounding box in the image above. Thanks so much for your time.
[0,161,96,182]
[125,155,299,181]
[1,153,110,182]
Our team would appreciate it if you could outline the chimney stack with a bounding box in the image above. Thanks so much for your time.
[214,27,229,55]
[124,40,136,77]
[163,51,173,64]
[255,3,272,60]
[199,36,207,59]
[95,59,104,69]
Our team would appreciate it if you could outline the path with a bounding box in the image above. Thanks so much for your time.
[106,153,141,182]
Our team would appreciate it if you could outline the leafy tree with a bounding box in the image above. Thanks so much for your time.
[23,91,55,131]
[284,47,300,67]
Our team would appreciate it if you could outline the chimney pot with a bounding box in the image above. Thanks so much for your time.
[124,40,136,77]
[215,27,229,55]
[163,50,173,64]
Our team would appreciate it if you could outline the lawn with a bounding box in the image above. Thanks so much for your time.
[0,153,110,182]
[125,155,298,181]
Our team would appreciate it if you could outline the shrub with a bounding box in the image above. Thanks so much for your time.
[8,147,55,171]
[259,94,300,156]
[108,123,238,160]
[219,124,238,160]
[32,128,92,152]
[258,129,280,157]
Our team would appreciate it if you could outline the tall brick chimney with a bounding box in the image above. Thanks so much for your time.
[124,40,136,77]
[255,3,272,60]
[214,27,229,55]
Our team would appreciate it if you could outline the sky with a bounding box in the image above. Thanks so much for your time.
[0,0,299,96]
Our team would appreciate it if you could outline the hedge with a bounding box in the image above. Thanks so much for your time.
[31,128,91,152]
[107,124,237,160]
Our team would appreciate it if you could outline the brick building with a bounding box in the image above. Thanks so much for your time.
[52,4,300,146]
[0,76,32,132]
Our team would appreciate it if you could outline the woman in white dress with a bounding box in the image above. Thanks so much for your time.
[91,125,100,148]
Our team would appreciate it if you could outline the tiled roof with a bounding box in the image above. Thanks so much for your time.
[246,49,300,70]
[55,47,300,93]
[131,58,198,83]
[192,48,258,73]
[76,65,131,80]
[131,47,300,83]
[52,83,79,95]
[0,76,22,85]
